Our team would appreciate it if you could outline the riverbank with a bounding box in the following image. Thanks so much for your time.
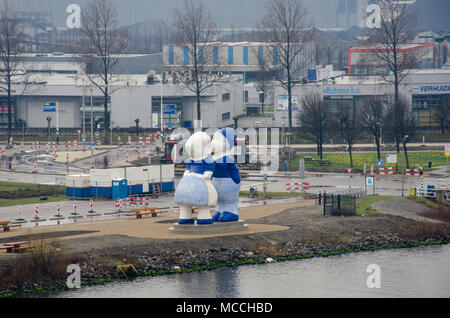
[1,198,449,298]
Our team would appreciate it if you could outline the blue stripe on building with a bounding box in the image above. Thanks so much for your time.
[243,46,248,65]
[169,46,174,65]
[228,46,234,65]
[184,47,189,65]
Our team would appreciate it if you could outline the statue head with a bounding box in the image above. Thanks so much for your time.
[184,131,212,161]
[211,128,236,161]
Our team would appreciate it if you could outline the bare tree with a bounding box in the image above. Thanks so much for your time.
[171,0,220,122]
[258,0,313,133]
[359,96,386,160]
[384,95,415,168]
[333,104,359,168]
[297,93,329,160]
[0,1,24,144]
[74,0,129,145]
[365,0,418,104]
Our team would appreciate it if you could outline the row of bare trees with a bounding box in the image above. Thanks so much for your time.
[297,93,417,169]
[0,0,437,147]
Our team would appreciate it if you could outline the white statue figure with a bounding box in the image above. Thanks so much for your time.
[174,132,217,225]
[211,128,241,222]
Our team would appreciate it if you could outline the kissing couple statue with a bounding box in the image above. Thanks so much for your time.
[174,128,241,225]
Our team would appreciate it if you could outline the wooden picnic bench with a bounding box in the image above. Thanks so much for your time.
[1,241,31,253]
[126,207,169,219]
[0,221,22,232]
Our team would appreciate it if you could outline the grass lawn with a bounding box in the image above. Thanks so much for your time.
[0,196,67,208]
[290,152,448,171]
[355,195,397,216]
[0,181,66,209]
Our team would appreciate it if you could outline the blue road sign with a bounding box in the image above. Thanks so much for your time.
[376,160,383,168]
[43,102,56,112]
[163,104,177,110]
[164,110,177,115]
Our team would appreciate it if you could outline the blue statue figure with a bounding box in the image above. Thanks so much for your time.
[174,132,217,225]
[211,128,241,222]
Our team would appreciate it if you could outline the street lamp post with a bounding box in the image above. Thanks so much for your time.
[401,135,408,197]
[46,116,52,143]
[135,118,140,136]
[90,87,94,159]
[82,85,86,151]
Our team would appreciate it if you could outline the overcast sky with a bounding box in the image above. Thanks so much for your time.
[10,0,450,30]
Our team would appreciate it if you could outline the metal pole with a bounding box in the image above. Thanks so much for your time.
[56,101,59,143]
[160,77,163,135]
[82,85,86,151]
[90,88,94,159]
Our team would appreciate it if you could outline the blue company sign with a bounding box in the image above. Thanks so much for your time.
[322,87,362,95]
[419,85,450,92]
[43,102,56,112]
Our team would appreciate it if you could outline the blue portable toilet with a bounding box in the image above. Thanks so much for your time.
[112,179,128,199]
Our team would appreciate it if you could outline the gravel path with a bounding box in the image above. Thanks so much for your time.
[372,198,443,224]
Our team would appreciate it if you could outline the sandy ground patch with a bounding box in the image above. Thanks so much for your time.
[0,201,315,246]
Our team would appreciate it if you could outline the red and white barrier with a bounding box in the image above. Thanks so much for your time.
[403,169,423,176]
[286,181,310,193]
[374,167,397,175]
[55,202,63,217]
[18,207,24,220]
[125,152,129,162]
[34,205,40,219]
[11,159,14,170]
[88,199,95,213]
[72,200,78,215]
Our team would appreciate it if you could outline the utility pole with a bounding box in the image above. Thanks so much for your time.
[90,87,94,159]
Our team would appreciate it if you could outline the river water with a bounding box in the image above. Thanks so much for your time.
[50,244,449,298]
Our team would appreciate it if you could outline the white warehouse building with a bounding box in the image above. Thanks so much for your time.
[4,73,244,131]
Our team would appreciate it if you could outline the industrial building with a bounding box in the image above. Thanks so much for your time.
[3,72,244,131]
[162,41,316,82]
[273,69,450,130]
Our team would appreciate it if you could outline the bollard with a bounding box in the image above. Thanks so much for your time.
[34,205,40,220]
[72,200,78,215]
[88,199,95,213]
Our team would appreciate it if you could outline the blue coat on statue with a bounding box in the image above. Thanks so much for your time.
[211,128,241,222]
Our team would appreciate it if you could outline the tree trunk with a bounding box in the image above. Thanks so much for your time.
[403,143,410,169]
[287,80,292,134]
[7,78,11,145]
[196,89,201,121]
[374,130,381,160]
[348,145,353,168]
[103,87,111,145]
